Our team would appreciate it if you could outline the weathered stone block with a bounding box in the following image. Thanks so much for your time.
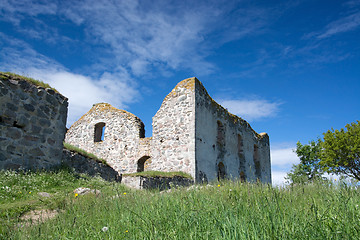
[31,125,42,134]
[39,119,51,127]
[6,128,22,139]
[29,147,45,157]
[47,138,56,145]
[24,104,35,112]
[0,152,6,161]
[45,94,58,106]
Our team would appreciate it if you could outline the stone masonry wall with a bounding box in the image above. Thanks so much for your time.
[65,77,271,184]
[0,73,68,170]
[150,78,196,178]
[121,175,194,190]
[65,103,146,174]
[62,148,120,182]
[194,78,271,183]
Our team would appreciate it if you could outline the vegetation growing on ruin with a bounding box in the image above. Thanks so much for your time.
[63,142,108,165]
[0,72,57,92]
[1,169,359,239]
[123,170,193,179]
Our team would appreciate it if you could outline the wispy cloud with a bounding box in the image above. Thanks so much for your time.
[217,98,282,121]
[60,0,223,75]
[0,0,57,25]
[1,0,276,77]
[317,12,360,39]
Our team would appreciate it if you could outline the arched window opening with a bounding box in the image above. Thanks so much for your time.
[253,145,261,180]
[137,156,151,172]
[94,122,105,142]
[216,121,225,147]
[240,171,246,182]
[217,162,226,180]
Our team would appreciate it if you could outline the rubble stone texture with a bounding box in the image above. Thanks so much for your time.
[66,77,271,183]
[62,148,120,182]
[0,73,68,170]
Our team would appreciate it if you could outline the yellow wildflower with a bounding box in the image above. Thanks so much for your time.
[124,192,127,195]
[75,193,79,197]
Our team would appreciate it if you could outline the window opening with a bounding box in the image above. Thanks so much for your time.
[94,122,105,142]
[216,121,225,147]
[254,145,261,180]
[217,162,226,180]
[238,134,246,181]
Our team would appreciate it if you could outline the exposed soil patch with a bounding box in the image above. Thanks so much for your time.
[20,209,60,226]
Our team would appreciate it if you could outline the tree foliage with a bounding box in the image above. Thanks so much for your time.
[286,140,325,185]
[321,121,360,180]
[286,120,360,183]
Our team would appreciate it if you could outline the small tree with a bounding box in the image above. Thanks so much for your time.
[286,140,325,184]
[321,121,360,181]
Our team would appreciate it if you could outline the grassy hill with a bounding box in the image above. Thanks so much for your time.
[1,169,359,239]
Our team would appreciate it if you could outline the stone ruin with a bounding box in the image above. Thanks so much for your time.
[66,77,271,183]
[0,73,271,184]
[0,73,68,169]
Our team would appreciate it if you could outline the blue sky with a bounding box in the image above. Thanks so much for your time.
[1,0,359,184]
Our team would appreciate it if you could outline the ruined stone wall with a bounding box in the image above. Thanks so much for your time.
[121,175,194,190]
[194,79,271,183]
[150,78,196,177]
[0,73,68,170]
[62,148,120,182]
[64,77,270,184]
[64,103,146,173]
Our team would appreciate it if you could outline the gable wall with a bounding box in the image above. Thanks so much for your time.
[150,78,196,177]
[65,103,145,173]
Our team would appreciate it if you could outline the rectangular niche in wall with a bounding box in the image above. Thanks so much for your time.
[94,122,106,142]
[253,144,261,180]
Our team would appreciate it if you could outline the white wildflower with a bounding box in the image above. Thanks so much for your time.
[102,226,109,232]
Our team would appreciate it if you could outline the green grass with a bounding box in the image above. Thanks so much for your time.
[123,170,193,179]
[0,168,123,238]
[63,142,108,165]
[1,170,360,239]
[0,72,57,92]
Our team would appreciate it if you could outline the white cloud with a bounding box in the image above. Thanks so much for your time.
[61,0,272,76]
[0,35,138,126]
[0,0,57,25]
[317,12,360,39]
[60,0,218,75]
[1,0,276,77]
[29,70,138,126]
[270,145,300,186]
[271,147,299,167]
[271,171,288,186]
[218,99,281,121]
